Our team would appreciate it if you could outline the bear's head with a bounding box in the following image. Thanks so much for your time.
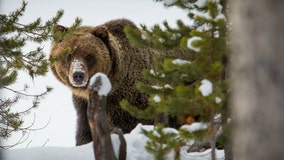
[50,25,115,99]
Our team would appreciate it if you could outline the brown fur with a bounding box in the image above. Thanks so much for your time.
[50,19,191,145]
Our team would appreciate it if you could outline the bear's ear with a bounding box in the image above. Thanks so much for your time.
[53,25,68,33]
[92,25,109,41]
[52,25,68,41]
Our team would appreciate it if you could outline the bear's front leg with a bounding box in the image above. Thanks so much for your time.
[72,94,92,146]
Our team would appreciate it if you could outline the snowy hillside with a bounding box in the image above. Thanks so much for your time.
[3,124,224,160]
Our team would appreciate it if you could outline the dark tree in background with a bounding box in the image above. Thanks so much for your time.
[230,0,284,159]
[0,1,81,148]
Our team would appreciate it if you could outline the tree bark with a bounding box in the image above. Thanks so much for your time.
[88,75,126,160]
[230,0,284,159]
[88,90,117,160]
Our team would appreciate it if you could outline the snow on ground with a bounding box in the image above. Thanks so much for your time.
[3,123,224,160]
[181,123,208,132]
[164,0,178,6]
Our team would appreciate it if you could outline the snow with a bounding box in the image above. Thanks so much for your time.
[195,0,207,8]
[181,122,208,132]
[71,59,84,73]
[3,124,224,160]
[171,33,181,40]
[214,30,220,38]
[199,79,213,97]
[172,59,191,65]
[141,33,147,40]
[190,0,226,22]
[153,95,161,103]
[214,114,222,122]
[152,85,163,90]
[152,84,173,90]
[162,127,180,135]
[3,143,94,160]
[187,36,202,52]
[89,73,112,96]
[150,69,156,75]
[164,84,173,89]
[213,3,226,21]
[215,97,222,104]
[164,0,177,6]
[149,69,165,77]
[180,148,224,160]
[159,38,166,43]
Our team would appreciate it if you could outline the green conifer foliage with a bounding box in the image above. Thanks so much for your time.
[0,1,81,148]
[122,0,229,159]
[124,20,191,50]
[143,125,182,160]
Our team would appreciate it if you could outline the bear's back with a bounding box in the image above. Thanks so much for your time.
[102,19,138,39]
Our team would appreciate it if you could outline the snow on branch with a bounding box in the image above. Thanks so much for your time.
[89,72,112,97]
[198,79,213,97]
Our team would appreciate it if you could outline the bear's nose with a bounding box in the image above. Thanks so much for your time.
[73,72,85,84]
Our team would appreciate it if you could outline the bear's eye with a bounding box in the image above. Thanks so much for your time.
[85,54,95,66]
[67,54,72,62]
[86,54,92,60]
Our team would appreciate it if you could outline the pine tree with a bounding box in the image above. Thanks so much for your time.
[0,1,81,148]
[121,0,230,159]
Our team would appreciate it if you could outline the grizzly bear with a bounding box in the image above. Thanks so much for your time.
[50,19,190,146]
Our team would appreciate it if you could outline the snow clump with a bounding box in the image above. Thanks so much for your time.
[150,69,155,75]
[187,36,202,52]
[164,84,173,89]
[215,97,222,104]
[152,84,173,90]
[195,0,207,8]
[153,95,161,103]
[89,72,112,96]
[190,0,226,22]
[199,79,213,96]
[164,0,177,5]
[172,59,191,65]
[152,85,163,90]
[181,122,208,132]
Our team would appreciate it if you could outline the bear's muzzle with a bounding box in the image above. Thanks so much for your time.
[69,59,89,87]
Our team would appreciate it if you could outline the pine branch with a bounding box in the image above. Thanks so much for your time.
[2,86,52,98]
[0,1,79,147]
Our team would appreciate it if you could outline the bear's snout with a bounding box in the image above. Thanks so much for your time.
[69,59,89,87]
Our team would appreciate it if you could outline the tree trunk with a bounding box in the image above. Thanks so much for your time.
[88,75,126,160]
[88,90,117,160]
[230,0,284,160]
